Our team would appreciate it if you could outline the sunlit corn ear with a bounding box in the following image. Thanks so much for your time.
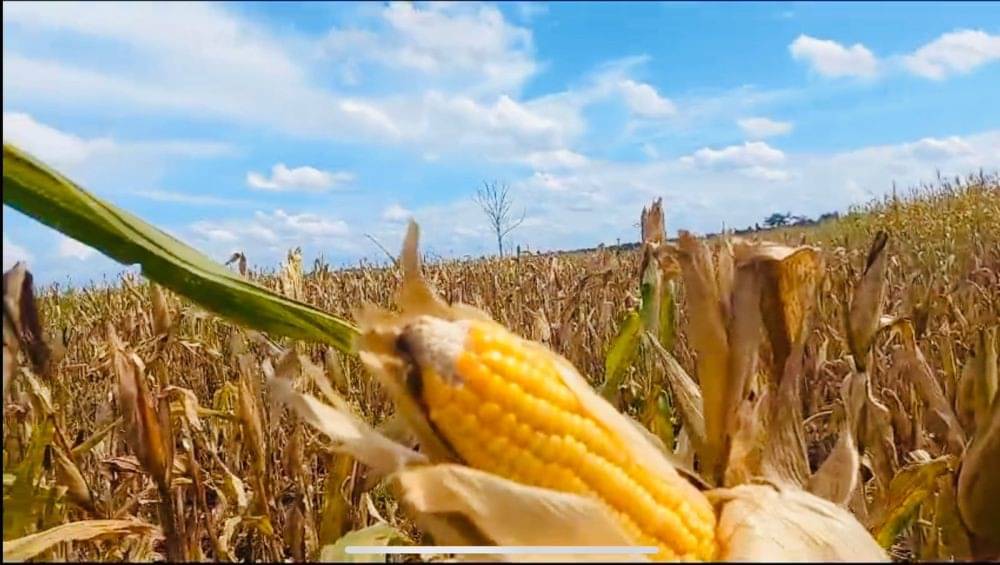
[709,482,889,561]
[355,221,718,560]
[847,231,889,371]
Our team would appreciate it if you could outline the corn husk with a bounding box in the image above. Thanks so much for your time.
[710,482,889,561]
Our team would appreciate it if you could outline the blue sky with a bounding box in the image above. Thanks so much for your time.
[3,1,999,286]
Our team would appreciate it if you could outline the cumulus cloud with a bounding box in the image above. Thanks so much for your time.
[737,117,794,139]
[323,2,536,95]
[57,236,96,261]
[190,209,354,262]
[619,79,676,118]
[246,163,354,192]
[789,34,879,78]
[904,136,975,159]
[2,111,233,190]
[2,112,114,166]
[682,141,786,168]
[381,204,412,222]
[902,29,1000,80]
[681,141,790,182]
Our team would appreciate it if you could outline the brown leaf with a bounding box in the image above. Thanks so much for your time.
[149,283,172,338]
[52,445,97,514]
[3,519,158,562]
[3,263,51,375]
[640,197,665,245]
[109,326,169,488]
[958,389,1000,544]
[674,231,730,483]
[957,326,998,436]
[895,322,966,454]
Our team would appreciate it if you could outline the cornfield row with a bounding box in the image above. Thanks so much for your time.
[3,166,999,561]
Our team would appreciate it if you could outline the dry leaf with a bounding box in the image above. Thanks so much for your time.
[958,389,1000,544]
[674,231,730,483]
[3,519,158,562]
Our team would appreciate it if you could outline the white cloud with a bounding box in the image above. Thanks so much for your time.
[902,29,1000,80]
[737,117,794,139]
[2,112,233,179]
[741,165,793,182]
[3,3,401,141]
[190,209,354,260]
[57,236,96,261]
[3,234,33,270]
[382,204,412,222]
[246,163,354,192]
[323,2,536,95]
[682,141,786,169]
[131,189,255,207]
[789,34,878,78]
[619,80,676,119]
[904,136,975,159]
[3,112,115,167]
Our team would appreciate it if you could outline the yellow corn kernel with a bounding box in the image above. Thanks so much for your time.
[403,317,717,561]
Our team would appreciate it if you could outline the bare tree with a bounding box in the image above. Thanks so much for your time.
[475,180,525,257]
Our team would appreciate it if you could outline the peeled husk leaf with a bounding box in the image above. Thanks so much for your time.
[709,482,888,561]
[266,377,426,478]
[394,464,645,562]
[317,523,408,563]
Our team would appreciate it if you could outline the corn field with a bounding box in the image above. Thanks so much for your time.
[3,143,999,562]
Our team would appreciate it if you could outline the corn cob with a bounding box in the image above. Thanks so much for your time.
[399,316,717,561]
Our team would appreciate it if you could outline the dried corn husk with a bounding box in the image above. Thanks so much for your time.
[709,482,889,561]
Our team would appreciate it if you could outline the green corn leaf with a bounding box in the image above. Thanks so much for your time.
[2,144,358,353]
[658,279,677,351]
[600,310,643,402]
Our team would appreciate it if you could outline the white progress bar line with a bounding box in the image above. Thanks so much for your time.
[346,545,659,555]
